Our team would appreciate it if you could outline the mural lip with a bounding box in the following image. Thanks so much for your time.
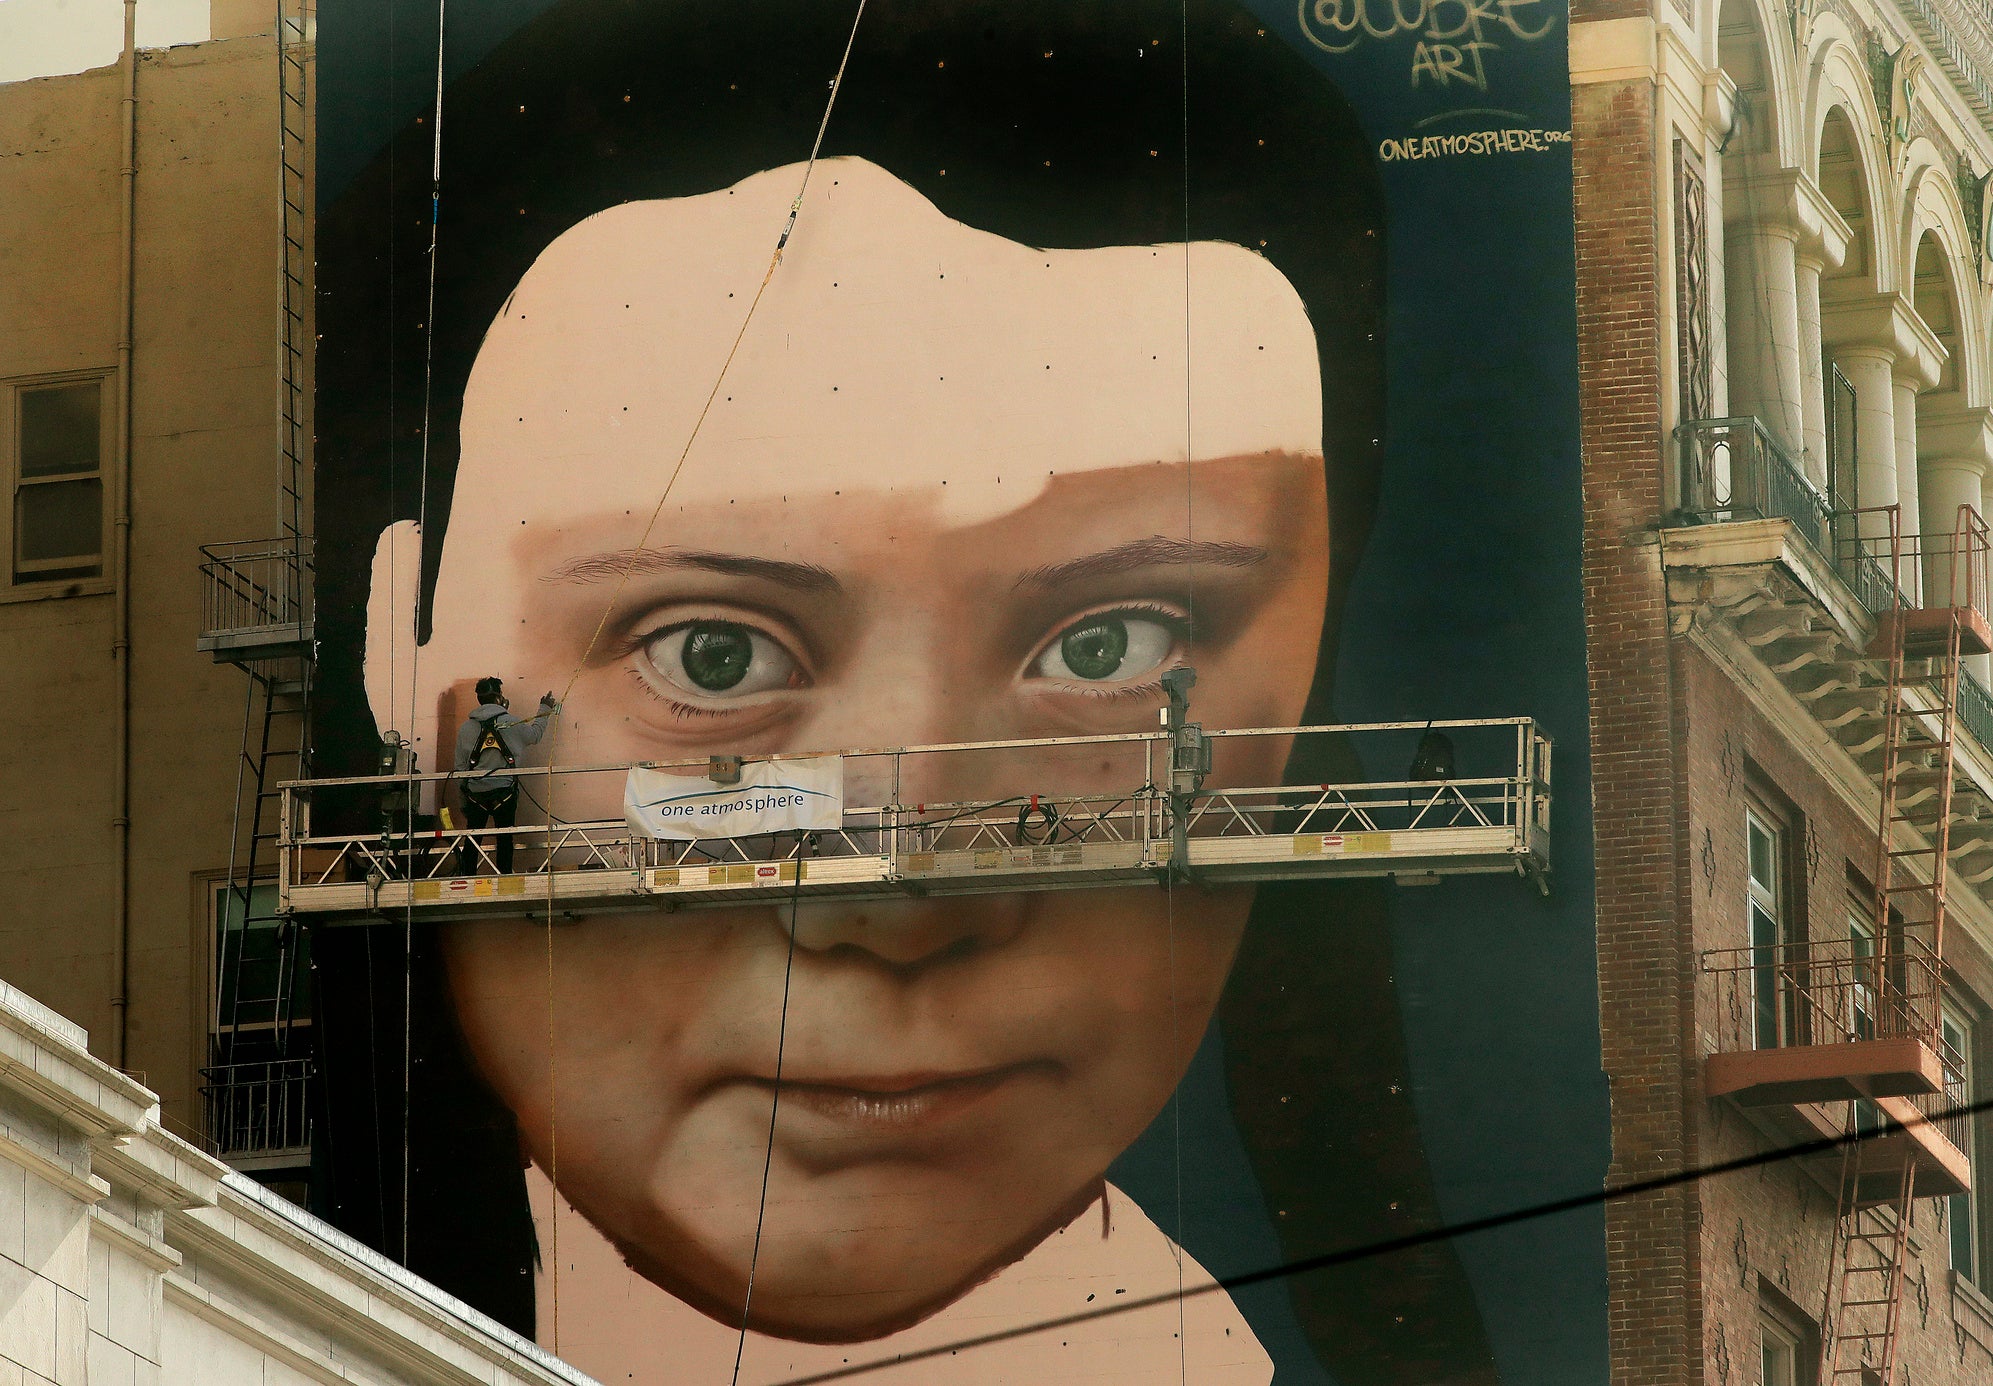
[726,1061,1063,1138]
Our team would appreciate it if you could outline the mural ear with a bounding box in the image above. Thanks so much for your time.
[364,520,425,744]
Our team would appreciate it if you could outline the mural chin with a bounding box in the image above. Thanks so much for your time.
[444,879,1252,1342]
[606,1156,1108,1343]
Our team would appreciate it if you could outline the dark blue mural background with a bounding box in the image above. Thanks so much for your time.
[316,2,1605,1380]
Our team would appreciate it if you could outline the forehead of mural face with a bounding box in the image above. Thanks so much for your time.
[366,158,1325,761]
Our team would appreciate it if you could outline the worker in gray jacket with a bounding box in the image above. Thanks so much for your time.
[454,676,556,872]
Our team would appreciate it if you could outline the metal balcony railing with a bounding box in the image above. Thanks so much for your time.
[1961,671,1993,756]
[1700,935,1969,1149]
[1677,420,1993,749]
[1678,416,1833,549]
[1675,417,1908,615]
[1924,1036,1973,1154]
[197,537,314,658]
[1838,503,1993,618]
[1698,937,1977,1156]
[1704,935,1941,1051]
[201,1057,312,1159]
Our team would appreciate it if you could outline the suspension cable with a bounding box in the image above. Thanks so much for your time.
[400,0,450,1268]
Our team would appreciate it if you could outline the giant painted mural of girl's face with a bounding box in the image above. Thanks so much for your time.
[364,159,1332,1341]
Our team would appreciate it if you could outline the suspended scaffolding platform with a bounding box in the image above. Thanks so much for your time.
[276,718,1552,922]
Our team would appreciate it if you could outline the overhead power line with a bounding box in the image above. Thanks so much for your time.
[769,1095,1993,1384]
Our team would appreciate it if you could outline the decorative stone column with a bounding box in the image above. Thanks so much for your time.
[1721,167,1847,472]
[1822,293,1947,561]
[1918,406,1993,686]
[1795,255,1829,488]
[1838,348,1899,528]
[1724,220,1805,453]
[1895,376,1925,601]
[1919,458,1981,599]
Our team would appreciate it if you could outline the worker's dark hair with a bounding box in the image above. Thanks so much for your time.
[473,677,504,706]
[310,2,1499,1382]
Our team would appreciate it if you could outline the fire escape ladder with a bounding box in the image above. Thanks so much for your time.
[1823,1116,1918,1386]
[216,660,314,1055]
[194,0,318,1167]
[206,657,315,1158]
[1820,506,1973,1383]
[275,0,310,562]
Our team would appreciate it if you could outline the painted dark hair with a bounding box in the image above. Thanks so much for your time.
[311,1,1500,1381]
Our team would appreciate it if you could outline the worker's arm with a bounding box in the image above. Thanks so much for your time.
[508,695,558,751]
[452,718,476,774]
[505,710,551,754]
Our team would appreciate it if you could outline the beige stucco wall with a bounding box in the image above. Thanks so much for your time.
[0,34,294,1128]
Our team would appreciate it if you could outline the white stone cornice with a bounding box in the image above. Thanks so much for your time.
[0,975,603,1386]
[1821,291,1949,387]
[1916,401,1993,470]
[95,1118,228,1212]
[1725,166,1855,268]
[1709,68,1742,149]
[0,988,153,1142]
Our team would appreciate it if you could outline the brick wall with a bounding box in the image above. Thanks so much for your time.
[1677,639,1993,1381]
[1574,74,1703,1386]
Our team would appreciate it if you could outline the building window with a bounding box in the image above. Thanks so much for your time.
[1826,364,1861,566]
[1748,808,1791,1049]
[1826,364,1857,512]
[212,882,312,1050]
[1848,908,1877,1040]
[207,881,312,1161]
[1759,1313,1799,1386]
[8,375,107,587]
[1944,1002,1981,1285]
[1849,906,1885,1134]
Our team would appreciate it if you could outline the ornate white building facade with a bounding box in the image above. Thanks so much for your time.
[0,976,595,1386]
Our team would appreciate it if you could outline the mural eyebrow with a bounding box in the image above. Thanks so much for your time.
[1013,538,1269,590]
[545,548,841,591]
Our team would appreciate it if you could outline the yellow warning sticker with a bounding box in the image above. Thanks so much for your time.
[1292,832,1391,855]
[905,853,936,873]
[412,875,527,902]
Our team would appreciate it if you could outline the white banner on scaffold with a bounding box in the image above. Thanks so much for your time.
[624,757,844,841]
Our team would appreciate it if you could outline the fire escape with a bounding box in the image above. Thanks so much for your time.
[194,0,315,1180]
[1674,421,1984,1384]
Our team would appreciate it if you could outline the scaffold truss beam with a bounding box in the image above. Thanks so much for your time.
[277,718,1552,922]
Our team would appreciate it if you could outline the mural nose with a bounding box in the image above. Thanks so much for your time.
[785,892,1027,967]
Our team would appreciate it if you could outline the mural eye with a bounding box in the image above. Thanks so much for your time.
[642,620,800,698]
[1032,614,1176,683]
